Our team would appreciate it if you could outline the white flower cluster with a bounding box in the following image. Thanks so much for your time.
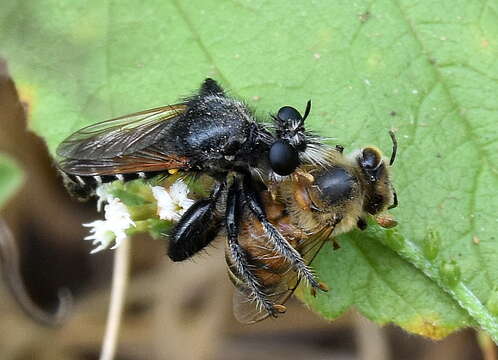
[151,181,195,221]
[83,180,194,254]
[83,194,135,254]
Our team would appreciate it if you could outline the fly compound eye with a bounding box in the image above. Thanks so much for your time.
[269,140,299,176]
[277,106,303,123]
[314,167,354,205]
[360,148,382,170]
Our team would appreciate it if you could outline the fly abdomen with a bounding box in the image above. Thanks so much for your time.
[59,169,166,200]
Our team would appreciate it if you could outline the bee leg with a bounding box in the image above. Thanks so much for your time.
[167,182,225,261]
[241,175,323,292]
[332,240,341,250]
[310,281,330,297]
[357,218,368,230]
[388,189,398,210]
[226,178,279,316]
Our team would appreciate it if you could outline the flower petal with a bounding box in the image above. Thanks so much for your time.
[151,185,179,221]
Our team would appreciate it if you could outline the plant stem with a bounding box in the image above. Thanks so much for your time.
[99,237,131,360]
[372,227,498,344]
[477,331,497,360]
[0,218,72,326]
[354,311,391,360]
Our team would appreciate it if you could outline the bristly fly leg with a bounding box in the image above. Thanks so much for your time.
[241,175,323,291]
[225,177,279,316]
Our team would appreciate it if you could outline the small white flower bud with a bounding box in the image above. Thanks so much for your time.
[151,180,195,221]
[83,191,135,253]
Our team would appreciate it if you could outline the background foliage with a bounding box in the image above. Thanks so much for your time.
[0,153,24,209]
[1,0,497,339]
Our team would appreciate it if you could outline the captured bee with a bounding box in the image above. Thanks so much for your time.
[56,78,331,294]
[225,133,398,323]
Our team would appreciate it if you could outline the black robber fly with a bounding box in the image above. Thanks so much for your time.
[56,78,330,316]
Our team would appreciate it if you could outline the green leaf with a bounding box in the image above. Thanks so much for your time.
[297,229,471,339]
[2,0,497,339]
[0,153,24,209]
[146,219,173,240]
[108,180,153,207]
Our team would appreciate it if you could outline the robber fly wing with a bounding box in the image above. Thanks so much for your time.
[57,148,192,176]
[56,104,187,160]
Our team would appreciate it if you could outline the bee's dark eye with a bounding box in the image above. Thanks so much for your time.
[269,140,299,176]
[360,148,382,169]
[277,106,302,122]
[315,167,354,205]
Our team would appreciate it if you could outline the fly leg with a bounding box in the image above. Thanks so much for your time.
[226,178,284,317]
[168,182,224,261]
[241,175,326,292]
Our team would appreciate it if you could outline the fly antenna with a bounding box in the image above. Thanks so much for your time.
[302,100,312,122]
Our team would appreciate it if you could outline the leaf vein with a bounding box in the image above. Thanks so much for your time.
[349,0,377,47]
[170,0,233,91]
[351,239,424,319]
[405,80,440,148]
[392,0,498,184]
[467,163,493,289]
[105,0,115,116]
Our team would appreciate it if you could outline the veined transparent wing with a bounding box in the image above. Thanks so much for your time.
[231,225,334,324]
[56,104,187,160]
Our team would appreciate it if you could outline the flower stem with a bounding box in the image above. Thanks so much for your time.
[476,331,497,360]
[372,227,498,344]
[99,236,131,360]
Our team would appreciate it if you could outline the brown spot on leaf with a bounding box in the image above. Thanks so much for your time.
[359,11,371,23]
[403,315,456,339]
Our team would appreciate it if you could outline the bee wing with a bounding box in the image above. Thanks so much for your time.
[232,225,335,324]
[56,104,187,160]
